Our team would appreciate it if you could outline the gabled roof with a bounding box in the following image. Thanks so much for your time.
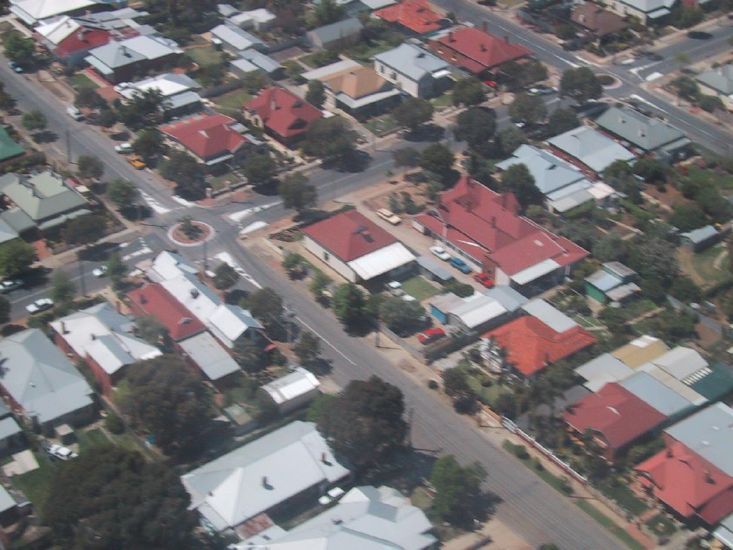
[262,367,320,406]
[307,17,363,44]
[0,329,94,424]
[35,16,80,46]
[244,87,322,140]
[211,23,264,51]
[611,334,669,368]
[0,127,24,163]
[430,27,530,73]
[620,371,695,417]
[374,0,443,34]
[181,421,350,531]
[547,126,635,174]
[496,144,586,195]
[85,34,181,72]
[236,49,281,74]
[595,107,688,152]
[696,65,733,96]
[666,403,733,475]
[127,283,205,341]
[321,65,393,100]
[161,114,247,162]
[116,72,200,99]
[0,171,87,222]
[563,383,666,451]
[177,332,240,381]
[54,27,111,57]
[9,0,97,25]
[571,2,628,36]
[374,42,450,82]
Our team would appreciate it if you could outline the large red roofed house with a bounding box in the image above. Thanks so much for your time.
[635,403,733,526]
[243,87,322,146]
[374,0,444,35]
[127,283,205,342]
[160,113,249,167]
[414,176,587,295]
[54,28,111,66]
[563,383,667,460]
[302,210,416,284]
[428,26,531,76]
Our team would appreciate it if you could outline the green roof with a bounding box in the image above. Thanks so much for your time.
[0,127,24,162]
[690,363,733,402]
[0,171,87,223]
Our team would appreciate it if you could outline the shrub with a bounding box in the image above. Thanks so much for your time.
[105,412,124,435]
[514,445,530,460]
[427,379,439,390]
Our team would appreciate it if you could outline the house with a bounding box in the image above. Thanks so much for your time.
[413,176,588,295]
[210,23,266,54]
[261,367,321,414]
[374,0,444,35]
[481,298,596,378]
[236,485,436,550]
[84,35,182,83]
[50,303,162,396]
[495,144,616,213]
[429,285,527,332]
[0,329,95,434]
[415,255,453,283]
[546,125,636,177]
[9,0,102,26]
[180,420,350,536]
[584,261,640,305]
[306,17,363,50]
[0,402,25,458]
[226,8,277,31]
[0,219,19,246]
[611,334,670,368]
[594,107,692,161]
[303,61,401,119]
[230,49,283,78]
[160,114,249,166]
[636,403,733,525]
[243,87,323,146]
[115,73,202,117]
[696,65,733,111]
[604,0,674,24]
[428,26,531,77]
[564,383,667,460]
[374,42,452,98]
[35,17,113,67]
[680,225,722,252]
[302,210,416,284]
[0,170,90,238]
[571,2,628,39]
[0,127,24,166]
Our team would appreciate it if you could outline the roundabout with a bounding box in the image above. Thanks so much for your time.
[167,218,215,247]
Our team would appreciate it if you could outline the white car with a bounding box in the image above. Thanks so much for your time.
[47,444,78,461]
[377,208,401,225]
[430,245,451,261]
[0,279,22,293]
[92,265,108,278]
[26,298,54,315]
[114,143,133,154]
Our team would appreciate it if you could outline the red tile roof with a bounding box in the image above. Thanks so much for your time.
[127,283,205,341]
[160,114,247,162]
[636,440,733,524]
[414,175,588,275]
[429,27,531,74]
[302,210,398,262]
[483,315,595,377]
[374,0,443,34]
[244,87,322,141]
[54,28,111,57]
[563,383,666,453]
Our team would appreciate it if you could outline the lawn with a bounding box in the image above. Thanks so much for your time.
[11,453,56,513]
[683,165,733,191]
[363,113,400,137]
[469,377,512,408]
[209,170,244,192]
[185,45,224,68]
[502,440,573,495]
[69,73,98,91]
[597,478,649,516]
[430,92,454,109]
[576,500,645,550]
[678,243,731,289]
[213,87,253,115]
[77,428,110,452]
[645,513,677,537]
[343,40,396,63]
[402,276,439,301]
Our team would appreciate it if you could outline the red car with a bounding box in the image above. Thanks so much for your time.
[418,328,446,345]
[483,79,497,88]
[473,273,495,288]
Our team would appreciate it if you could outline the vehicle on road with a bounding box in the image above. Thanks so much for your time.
[527,85,557,96]
[687,31,713,40]
[376,208,401,225]
[46,443,78,461]
[92,265,108,278]
[26,298,54,314]
[8,61,23,73]
[114,143,133,154]
[430,245,451,261]
[449,256,472,274]
[127,155,146,170]
[473,273,495,288]
[0,279,22,293]
[418,327,446,345]
[66,106,84,121]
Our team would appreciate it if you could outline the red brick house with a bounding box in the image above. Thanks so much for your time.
[374,0,444,35]
[243,87,322,146]
[160,113,249,167]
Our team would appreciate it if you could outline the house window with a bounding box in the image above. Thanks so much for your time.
[323,251,330,261]
[390,71,397,80]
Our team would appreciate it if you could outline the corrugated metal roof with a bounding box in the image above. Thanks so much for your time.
[262,367,320,405]
[374,42,449,82]
[666,403,733,475]
[681,225,718,244]
[547,126,635,173]
[620,371,693,417]
[576,353,634,392]
[347,242,415,281]
[416,255,453,281]
[178,332,240,381]
[585,269,622,292]
[612,335,669,368]
[522,299,577,333]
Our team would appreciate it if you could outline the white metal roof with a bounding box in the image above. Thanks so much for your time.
[449,294,507,329]
[116,73,200,99]
[511,258,561,286]
[262,367,320,405]
[666,403,733,475]
[646,346,708,381]
[10,0,97,25]
[178,332,240,381]
[301,59,362,81]
[347,242,415,281]
[522,299,577,333]
[575,353,634,392]
[35,16,79,45]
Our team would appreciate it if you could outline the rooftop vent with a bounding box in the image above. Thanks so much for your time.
[190,289,199,299]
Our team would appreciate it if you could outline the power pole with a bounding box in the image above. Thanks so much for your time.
[65,128,71,162]
[202,238,208,271]
[78,255,86,297]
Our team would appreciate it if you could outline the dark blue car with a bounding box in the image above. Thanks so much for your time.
[449,257,472,274]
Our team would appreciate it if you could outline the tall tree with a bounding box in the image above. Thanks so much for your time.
[455,107,496,150]
[106,252,126,290]
[51,270,76,305]
[107,178,140,210]
[393,97,434,132]
[294,330,321,366]
[242,152,277,187]
[77,155,105,179]
[305,79,326,109]
[0,240,36,278]
[547,108,580,134]
[213,263,239,290]
[159,150,206,198]
[278,173,317,214]
[116,88,167,129]
[509,92,547,124]
[379,296,425,336]
[0,296,9,324]
[560,67,602,104]
[21,110,47,133]
[300,117,358,165]
[2,31,34,66]
[501,164,543,212]
[64,214,107,247]
[497,126,527,156]
[246,287,284,334]
[420,143,455,185]
[133,128,166,162]
[333,283,366,329]
[430,455,489,528]
[452,77,487,107]
[233,338,267,372]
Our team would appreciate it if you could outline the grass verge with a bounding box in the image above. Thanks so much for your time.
[576,500,645,550]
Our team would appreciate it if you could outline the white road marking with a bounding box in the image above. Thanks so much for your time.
[629,94,668,115]
[240,221,268,235]
[214,252,262,289]
[139,190,170,214]
[227,201,280,223]
[172,195,196,207]
[122,238,153,261]
[645,72,663,82]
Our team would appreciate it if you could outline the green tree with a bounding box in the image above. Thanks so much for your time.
[122,355,212,455]
[310,270,331,302]
[2,31,34,66]
[51,270,76,305]
[77,155,104,179]
[442,367,475,402]
[74,88,105,109]
[0,296,9,324]
[560,67,603,104]
[44,446,195,549]
[21,110,47,133]
[632,158,668,183]
[282,252,304,278]
[135,316,167,346]
[628,238,679,290]
[455,107,496,150]
[107,178,139,210]
[592,233,627,263]
[247,287,284,334]
[420,143,455,185]
[509,92,547,124]
[333,282,366,329]
[294,331,321,366]
[300,117,358,165]
[698,94,725,113]
[116,88,167,129]
[233,338,267,372]
[64,214,107,247]
[392,147,421,168]
[501,164,543,212]
[242,152,277,188]
[278,173,317,214]
[316,376,407,471]
[669,276,702,303]
[213,263,239,290]
[393,97,434,132]
[0,240,36,278]
[159,150,205,195]
[452,77,487,107]
[106,252,126,289]
[430,455,489,528]
[305,79,326,109]
[497,126,527,156]
[671,76,700,101]
[133,128,166,162]
[669,203,708,231]
[547,108,580,134]
[312,0,345,26]
[379,296,425,335]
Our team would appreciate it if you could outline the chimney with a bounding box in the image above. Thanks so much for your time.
[179,317,192,325]
[480,43,487,52]
[262,476,272,489]
[116,300,122,314]
[190,288,199,299]
[61,321,68,334]
[139,293,147,305]
[448,31,455,42]
[91,333,96,341]
[704,470,715,484]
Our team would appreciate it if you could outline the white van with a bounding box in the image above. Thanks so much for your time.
[66,106,83,121]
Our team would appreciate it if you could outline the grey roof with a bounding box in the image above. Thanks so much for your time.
[374,43,450,82]
[85,35,181,71]
[0,329,94,425]
[0,171,87,223]
[178,332,240,381]
[547,125,635,173]
[0,416,21,441]
[576,353,634,392]
[236,49,282,74]
[416,255,453,281]
[713,512,733,549]
[681,224,718,244]
[585,269,622,293]
[603,261,635,279]
[0,208,34,234]
[646,346,708,381]
[666,402,733,475]
[360,0,397,8]
[486,285,529,312]
[240,485,436,550]
[211,23,264,51]
[75,7,149,30]
[696,65,733,96]
[181,421,350,531]
[496,144,585,195]
[429,292,465,313]
[0,485,16,514]
[230,58,258,74]
[166,90,203,110]
[595,107,688,152]
[522,299,577,333]
[620,371,693,417]
[217,3,239,17]
[308,17,363,45]
[0,217,18,244]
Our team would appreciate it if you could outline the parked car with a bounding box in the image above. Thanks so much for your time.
[483,79,497,88]
[127,155,146,169]
[687,31,712,40]
[114,142,133,154]
[376,208,401,225]
[47,443,78,461]
[418,327,446,345]
[527,85,557,96]
[0,279,22,293]
[26,297,54,314]
[92,265,108,278]
[473,273,495,288]
[8,61,23,73]
[430,245,451,261]
[66,106,84,121]
[449,256,472,274]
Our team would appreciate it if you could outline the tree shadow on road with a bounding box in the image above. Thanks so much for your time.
[403,124,445,143]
